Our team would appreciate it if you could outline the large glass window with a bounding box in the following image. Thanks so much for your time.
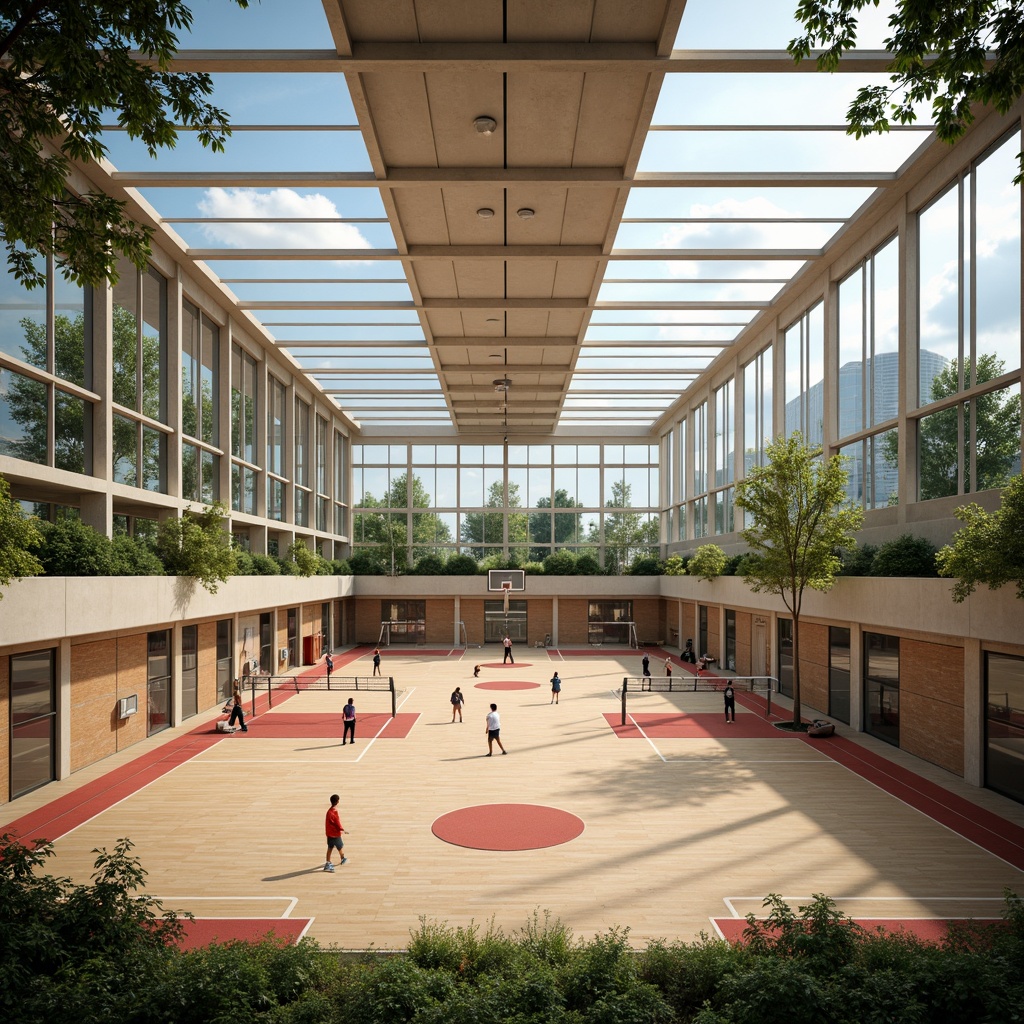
[742,345,772,476]
[295,398,310,527]
[784,301,825,446]
[181,300,219,503]
[217,619,233,702]
[829,626,851,724]
[864,632,899,746]
[181,624,198,720]
[316,413,329,532]
[691,402,708,538]
[986,652,1024,804]
[10,649,56,798]
[231,343,258,514]
[0,251,93,475]
[111,262,167,492]
[837,237,900,508]
[916,129,1022,500]
[147,630,171,736]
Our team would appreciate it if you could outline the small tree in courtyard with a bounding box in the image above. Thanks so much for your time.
[686,543,727,581]
[155,502,235,594]
[735,433,864,725]
[937,472,1024,601]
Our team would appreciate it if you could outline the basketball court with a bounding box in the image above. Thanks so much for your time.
[4,643,1024,952]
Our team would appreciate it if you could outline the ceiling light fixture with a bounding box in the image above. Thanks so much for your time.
[476,207,495,219]
[474,115,497,135]
[493,377,511,393]
[516,207,535,220]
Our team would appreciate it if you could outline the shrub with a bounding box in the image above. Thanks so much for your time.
[838,543,877,576]
[543,550,578,575]
[0,474,43,595]
[231,549,254,575]
[414,554,445,574]
[871,533,940,577]
[575,553,602,575]
[663,554,687,576]
[443,553,479,575]
[37,514,114,576]
[628,554,662,575]
[327,558,351,575]
[522,560,546,575]
[288,539,321,577]
[111,534,164,576]
[349,551,387,575]
[277,555,301,575]
[250,553,281,575]
[723,554,746,576]
[155,502,235,593]
[687,543,727,581]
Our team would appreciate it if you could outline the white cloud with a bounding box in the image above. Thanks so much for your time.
[196,188,372,250]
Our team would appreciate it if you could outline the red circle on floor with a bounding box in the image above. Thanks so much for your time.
[475,680,540,690]
[478,661,533,669]
[432,803,585,850]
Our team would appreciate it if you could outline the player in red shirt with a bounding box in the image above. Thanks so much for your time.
[324,793,348,871]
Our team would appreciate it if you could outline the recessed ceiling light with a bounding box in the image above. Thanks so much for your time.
[485,316,501,323]
[516,207,535,220]
[476,207,495,219]
[488,353,503,359]
[473,115,497,135]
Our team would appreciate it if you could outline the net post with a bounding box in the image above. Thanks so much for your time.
[621,677,628,725]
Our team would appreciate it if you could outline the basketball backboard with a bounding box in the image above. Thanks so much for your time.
[487,568,526,592]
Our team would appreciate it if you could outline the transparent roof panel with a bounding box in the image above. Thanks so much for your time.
[176,0,334,47]
[621,187,876,219]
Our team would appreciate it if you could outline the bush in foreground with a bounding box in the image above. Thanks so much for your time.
[3,834,1023,1024]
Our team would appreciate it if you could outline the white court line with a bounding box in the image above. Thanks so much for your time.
[662,758,835,764]
[721,895,1009,918]
[152,895,300,918]
[354,685,416,763]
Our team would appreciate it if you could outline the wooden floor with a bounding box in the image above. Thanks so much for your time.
[5,646,1024,951]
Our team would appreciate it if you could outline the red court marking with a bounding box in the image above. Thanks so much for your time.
[432,803,585,851]
[604,712,784,739]
[713,917,1006,945]
[475,680,541,690]
[478,661,533,669]
[175,918,310,950]
[216,712,419,739]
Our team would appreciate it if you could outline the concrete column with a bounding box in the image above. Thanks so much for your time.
[849,626,864,732]
[57,637,72,780]
[963,637,984,787]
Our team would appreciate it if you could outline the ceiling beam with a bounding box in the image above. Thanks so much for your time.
[189,246,820,261]
[114,169,896,188]
[240,297,771,311]
[156,45,910,74]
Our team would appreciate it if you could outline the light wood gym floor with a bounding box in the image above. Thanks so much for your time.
[5,646,1024,950]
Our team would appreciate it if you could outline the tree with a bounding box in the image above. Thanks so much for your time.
[735,433,864,725]
[871,533,940,576]
[530,489,584,557]
[601,480,659,574]
[0,474,43,596]
[155,501,235,593]
[937,471,1024,600]
[287,539,322,578]
[1,0,248,289]
[461,480,527,557]
[687,544,728,581]
[790,0,1024,183]
[37,513,114,575]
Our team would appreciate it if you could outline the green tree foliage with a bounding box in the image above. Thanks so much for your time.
[0,834,183,1021]
[663,554,688,576]
[155,501,235,593]
[37,512,114,575]
[735,433,864,724]
[461,480,528,555]
[575,553,602,575]
[287,539,322,577]
[543,550,579,575]
[937,471,1024,600]
[871,532,940,577]
[0,474,43,595]
[250,553,282,576]
[790,0,1024,183]
[361,471,452,569]
[0,0,248,289]
[687,544,728,581]
[443,553,480,575]
[530,489,584,551]
[414,553,445,574]
[628,554,663,575]
[111,533,164,576]
[602,480,659,574]
[838,542,878,576]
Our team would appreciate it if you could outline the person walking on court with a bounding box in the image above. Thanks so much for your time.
[323,793,347,871]
[485,703,507,755]
[342,697,356,745]
[723,683,736,723]
[642,651,650,677]
[473,664,481,677]
[550,672,562,704]
[451,686,465,722]
[372,648,381,676]
[325,652,333,683]
[228,689,248,732]
[665,658,673,680]
[502,635,514,664]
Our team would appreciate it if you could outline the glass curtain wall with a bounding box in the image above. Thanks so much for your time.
[147,630,171,736]
[784,301,825,447]
[231,343,258,514]
[836,236,900,508]
[829,626,851,723]
[986,652,1024,803]
[864,632,900,745]
[9,649,56,798]
[916,128,1022,500]
[267,375,287,521]
[181,300,219,503]
[181,624,198,719]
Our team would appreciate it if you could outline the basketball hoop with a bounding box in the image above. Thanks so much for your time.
[501,579,512,614]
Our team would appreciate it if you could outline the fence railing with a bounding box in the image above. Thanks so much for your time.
[241,674,397,717]
[619,674,776,724]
